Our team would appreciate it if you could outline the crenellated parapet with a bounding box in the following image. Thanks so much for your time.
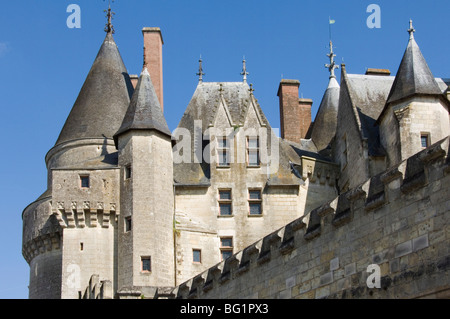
[172,136,450,299]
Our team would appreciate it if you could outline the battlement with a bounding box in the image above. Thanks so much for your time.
[172,136,450,299]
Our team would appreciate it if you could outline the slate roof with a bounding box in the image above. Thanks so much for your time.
[55,32,133,146]
[386,37,443,105]
[377,36,447,123]
[114,68,171,146]
[310,77,340,152]
[341,69,395,157]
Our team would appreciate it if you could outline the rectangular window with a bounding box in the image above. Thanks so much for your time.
[125,165,132,179]
[141,256,151,272]
[421,133,430,148]
[220,237,233,261]
[193,249,202,263]
[217,137,230,167]
[125,216,132,232]
[218,189,232,216]
[247,137,260,167]
[80,175,90,188]
[248,189,262,216]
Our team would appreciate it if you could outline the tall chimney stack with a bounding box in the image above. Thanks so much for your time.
[277,79,313,143]
[142,27,164,111]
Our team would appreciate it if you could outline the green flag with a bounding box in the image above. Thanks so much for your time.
[329,18,336,24]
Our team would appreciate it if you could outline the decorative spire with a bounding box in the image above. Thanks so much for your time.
[241,57,249,83]
[325,40,339,79]
[196,56,205,82]
[408,19,415,40]
[104,2,115,34]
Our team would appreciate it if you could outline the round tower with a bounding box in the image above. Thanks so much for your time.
[22,9,132,298]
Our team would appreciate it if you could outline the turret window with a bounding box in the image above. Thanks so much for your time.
[421,133,430,148]
[125,165,132,179]
[80,175,90,188]
[193,249,202,263]
[141,256,151,272]
[125,216,132,232]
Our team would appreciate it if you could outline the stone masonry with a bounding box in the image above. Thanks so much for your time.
[173,137,450,299]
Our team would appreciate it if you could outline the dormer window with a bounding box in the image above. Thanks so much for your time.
[247,137,260,167]
[217,137,230,167]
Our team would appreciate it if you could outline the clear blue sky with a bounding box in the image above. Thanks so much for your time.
[0,0,448,299]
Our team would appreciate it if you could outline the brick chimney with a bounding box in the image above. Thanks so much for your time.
[142,27,164,111]
[277,79,313,143]
[129,74,139,89]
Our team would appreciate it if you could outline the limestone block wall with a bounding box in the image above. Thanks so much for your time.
[173,137,450,299]
[381,97,450,166]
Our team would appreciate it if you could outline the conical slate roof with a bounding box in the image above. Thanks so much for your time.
[55,32,133,146]
[310,77,340,151]
[114,68,171,146]
[385,36,442,106]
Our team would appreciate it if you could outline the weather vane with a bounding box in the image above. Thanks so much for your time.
[104,0,115,34]
[325,17,339,79]
[241,57,249,83]
[196,55,205,82]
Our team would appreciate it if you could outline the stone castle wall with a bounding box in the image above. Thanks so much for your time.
[172,137,450,299]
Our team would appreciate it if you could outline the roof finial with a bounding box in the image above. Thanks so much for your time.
[241,57,249,83]
[104,1,115,34]
[196,55,205,82]
[325,40,339,79]
[249,83,254,94]
[408,19,415,40]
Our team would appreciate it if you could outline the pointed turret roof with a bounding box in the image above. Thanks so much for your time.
[114,68,171,146]
[310,76,340,152]
[55,31,133,146]
[385,21,442,106]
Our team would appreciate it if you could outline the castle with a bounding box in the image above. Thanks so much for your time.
[21,9,449,299]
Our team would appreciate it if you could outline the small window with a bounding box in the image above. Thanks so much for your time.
[217,137,230,167]
[421,133,430,148]
[342,135,348,171]
[125,165,132,179]
[141,256,151,272]
[247,137,260,167]
[80,242,84,251]
[125,216,132,232]
[218,189,232,216]
[193,249,202,263]
[220,237,233,261]
[80,175,90,188]
[248,189,262,216]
